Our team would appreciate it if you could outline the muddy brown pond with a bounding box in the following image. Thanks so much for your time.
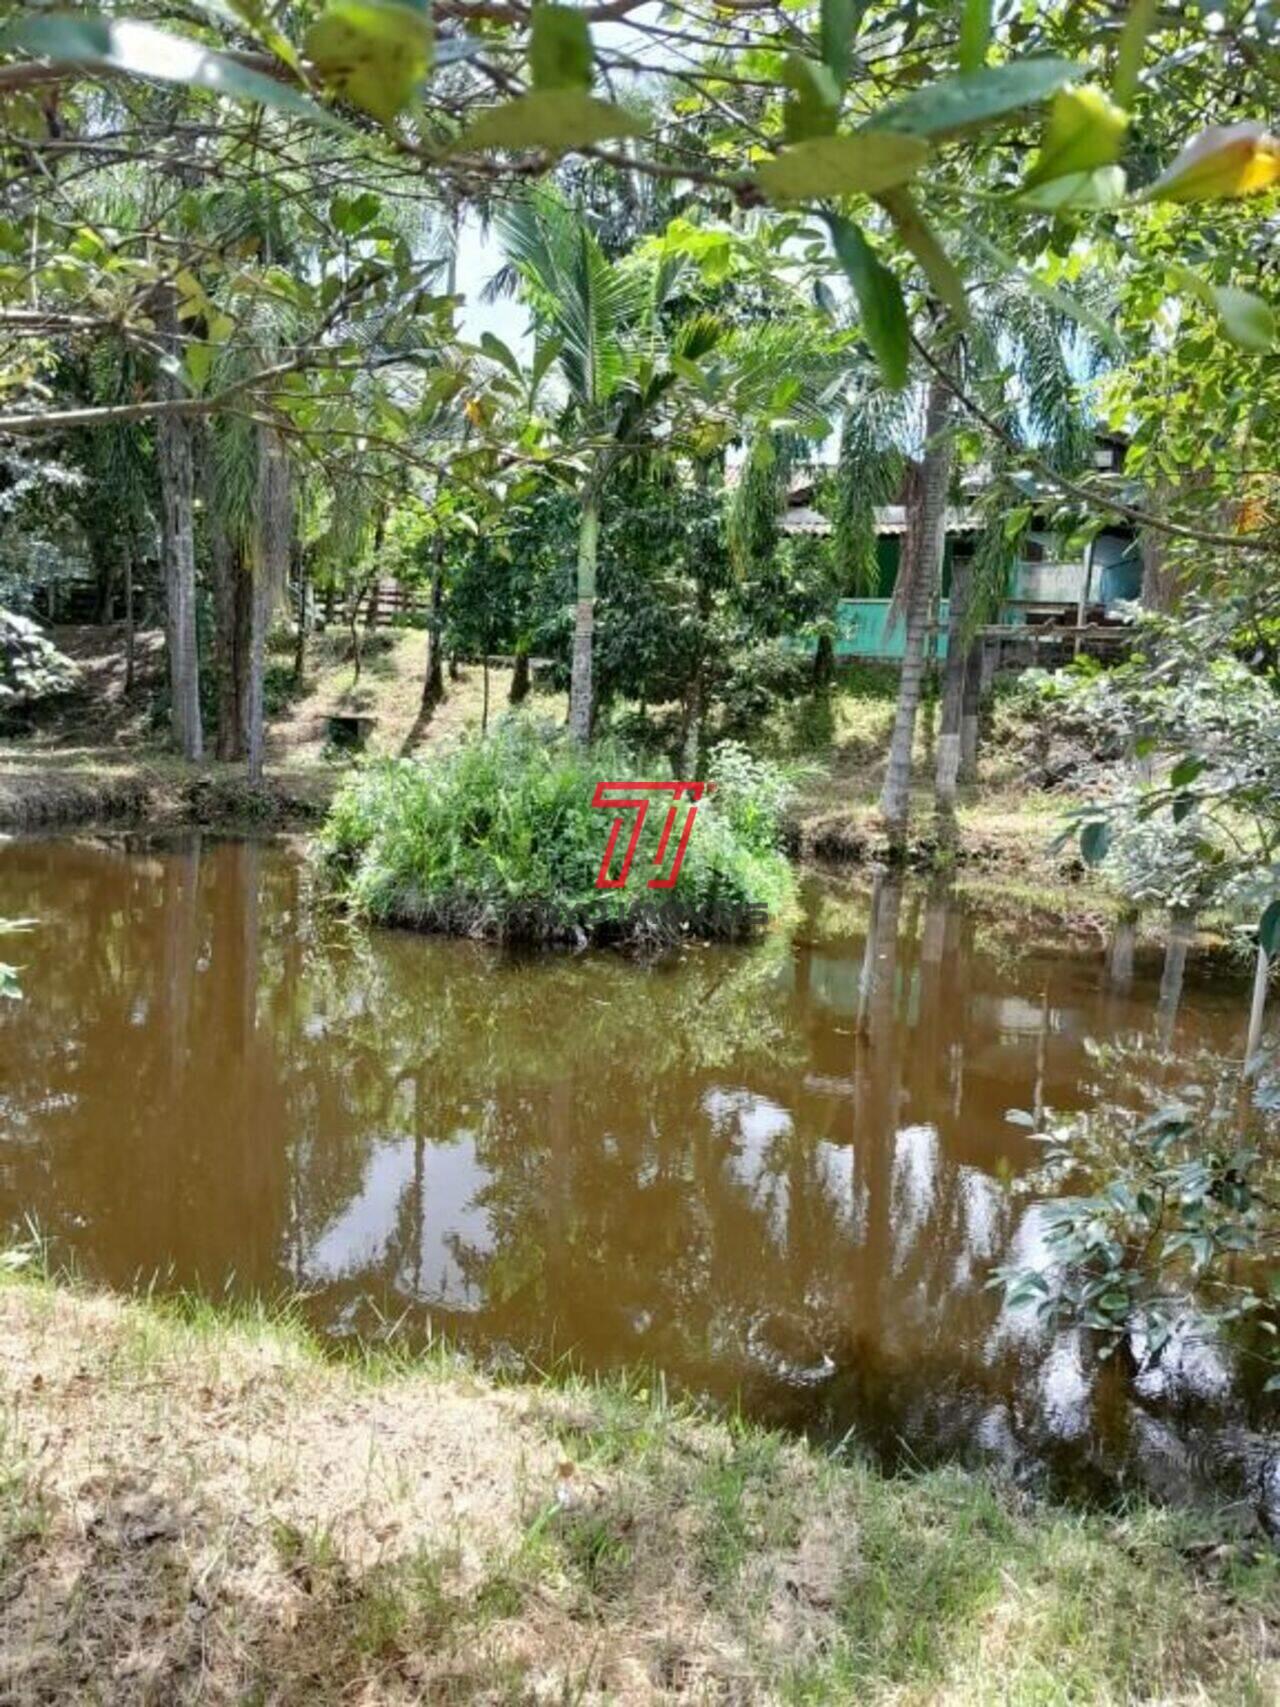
[2,833,1276,1515]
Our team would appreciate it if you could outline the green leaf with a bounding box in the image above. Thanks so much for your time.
[1259,899,1280,957]
[305,0,432,124]
[529,3,593,93]
[782,54,841,144]
[0,12,349,131]
[184,343,214,391]
[826,214,909,390]
[479,331,522,378]
[455,90,648,154]
[1113,0,1159,108]
[1146,123,1280,203]
[1080,820,1111,866]
[1170,755,1204,789]
[1172,793,1196,824]
[1208,286,1276,352]
[330,189,382,234]
[1019,166,1127,210]
[820,0,868,89]
[1023,85,1129,189]
[958,0,990,74]
[870,57,1081,139]
[756,131,927,202]
[877,188,968,322]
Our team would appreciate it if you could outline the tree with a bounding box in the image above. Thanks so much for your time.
[496,189,722,741]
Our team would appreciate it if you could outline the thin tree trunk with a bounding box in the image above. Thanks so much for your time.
[247,426,291,785]
[812,629,835,689]
[935,549,972,817]
[509,642,530,705]
[156,288,203,761]
[246,568,268,784]
[681,664,703,776]
[569,490,600,743]
[422,559,445,716]
[879,378,951,852]
[958,636,982,784]
[206,438,245,762]
[481,653,490,734]
[122,542,135,695]
[292,557,308,688]
[96,550,116,626]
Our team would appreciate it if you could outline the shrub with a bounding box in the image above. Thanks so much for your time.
[316,718,795,946]
[0,609,77,710]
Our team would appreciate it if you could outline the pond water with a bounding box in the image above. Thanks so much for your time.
[1,833,1274,1511]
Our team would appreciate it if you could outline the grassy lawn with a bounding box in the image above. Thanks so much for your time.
[1,1269,1275,1704]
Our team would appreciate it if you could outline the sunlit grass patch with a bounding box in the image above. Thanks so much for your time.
[0,1266,1275,1705]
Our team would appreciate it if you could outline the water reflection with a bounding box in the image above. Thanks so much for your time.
[0,834,1270,1506]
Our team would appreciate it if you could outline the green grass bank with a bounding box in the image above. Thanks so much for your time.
[0,1268,1276,1705]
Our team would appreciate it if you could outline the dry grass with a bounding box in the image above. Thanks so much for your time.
[1,1274,1276,1705]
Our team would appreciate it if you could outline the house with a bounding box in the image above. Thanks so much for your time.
[780,468,1140,665]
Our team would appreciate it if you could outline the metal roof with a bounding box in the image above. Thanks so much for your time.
[779,504,985,538]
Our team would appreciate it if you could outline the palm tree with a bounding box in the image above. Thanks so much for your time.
[496,189,716,742]
[835,274,1102,852]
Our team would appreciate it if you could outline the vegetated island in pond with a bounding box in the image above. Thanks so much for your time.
[315,719,797,948]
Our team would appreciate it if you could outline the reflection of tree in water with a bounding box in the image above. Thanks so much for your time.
[1,839,1266,1498]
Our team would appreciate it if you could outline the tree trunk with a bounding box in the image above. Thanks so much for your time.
[96,550,116,625]
[156,290,203,761]
[878,378,951,852]
[681,663,703,776]
[958,635,982,784]
[122,542,135,696]
[422,557,445,716]
[292,557,308,688]
[247,426,291,784]
[246,567,269,784]
[509,642,530,705]
[207,446,246,762]
[481,653,490,734]
[568,491,600,743]
[812,629,835,689]
[935,549,972,816]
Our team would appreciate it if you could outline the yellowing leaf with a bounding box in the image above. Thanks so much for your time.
[756,132,927,203]
[455,91,649,154]
[1023,85,1128,189]
[1147,122,1280,202]
[305,1,432,124]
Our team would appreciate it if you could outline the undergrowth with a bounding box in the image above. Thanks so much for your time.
[316,717,797,946]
